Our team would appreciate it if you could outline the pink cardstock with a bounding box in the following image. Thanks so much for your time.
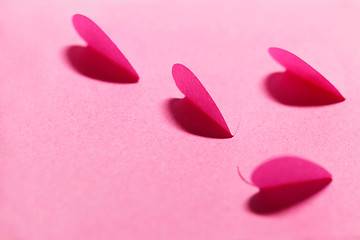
[1,0,360,239]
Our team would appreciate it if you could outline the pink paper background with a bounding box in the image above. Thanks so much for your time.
[1,0,360,239]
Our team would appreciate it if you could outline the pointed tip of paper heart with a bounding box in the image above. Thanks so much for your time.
[167,98,234,139]
[171,63,234,138]
[268,47,345,103]
[71,14,139,82]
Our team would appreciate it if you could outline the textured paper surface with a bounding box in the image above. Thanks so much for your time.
[1,0,360,239]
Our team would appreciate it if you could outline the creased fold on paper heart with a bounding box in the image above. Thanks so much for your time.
[239,156,332,214]
[72,14,139,81]
[268,47,344,102]
[172,63,233,137]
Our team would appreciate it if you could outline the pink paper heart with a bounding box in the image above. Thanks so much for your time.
[239,156,332,213]
[72,14,139,81]
[249,156,332,189]
[268,47,344,102]
[172,63,233,137]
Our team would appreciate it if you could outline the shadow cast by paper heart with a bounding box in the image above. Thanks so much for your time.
[64,45,138,83]
[248,178,331,214]
[244,156,332,215]
[264,71,345,106]
[166,98,233,139]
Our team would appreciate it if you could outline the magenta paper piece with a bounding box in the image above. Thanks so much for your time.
[268,47,344,101]
[172,64,233,137]
[72,14,139,81]
[242,156,332,214]
[250,156,332,189]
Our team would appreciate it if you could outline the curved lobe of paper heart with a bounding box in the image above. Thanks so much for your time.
[251,156,332,189]
[72,14,139,81]
[172,64,232,136]
[268,47,344,101]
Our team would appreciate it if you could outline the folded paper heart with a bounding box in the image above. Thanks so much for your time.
[238,156,332,213]
[72,14,139,81]
[172,63,234,137]
[268,47,345,102]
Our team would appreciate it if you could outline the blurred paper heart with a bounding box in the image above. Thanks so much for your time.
[239,156,332,214]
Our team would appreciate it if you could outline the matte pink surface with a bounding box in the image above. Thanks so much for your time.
[72,14,139,81]
[172,63,232,136]
[1,0,360,239]
[268,47,345,101]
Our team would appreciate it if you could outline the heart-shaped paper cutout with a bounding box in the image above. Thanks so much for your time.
[250,156,332,189]
[72,14,139,81]
[268,47,344,102]
[172,63,233,137]
[238,156,332,213]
